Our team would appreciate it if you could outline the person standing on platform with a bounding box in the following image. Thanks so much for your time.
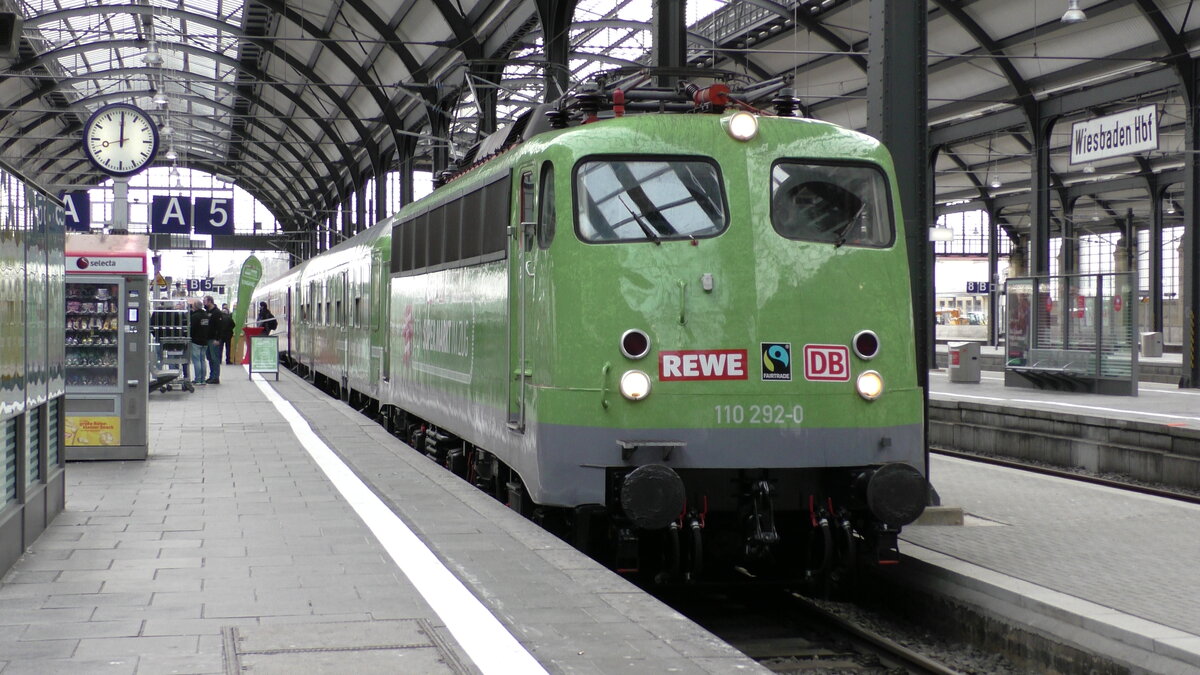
[203,295,223,384]
[258,302,277,335]
[188,299,209,385]
[220,303,235,364]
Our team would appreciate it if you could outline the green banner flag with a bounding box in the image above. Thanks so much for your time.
[233,255,263,331]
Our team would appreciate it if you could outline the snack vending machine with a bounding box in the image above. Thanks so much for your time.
[64,242,150,460]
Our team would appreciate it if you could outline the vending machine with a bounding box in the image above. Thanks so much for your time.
[64,235,150,460]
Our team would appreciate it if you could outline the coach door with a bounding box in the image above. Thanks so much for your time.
[285,286,293,358]
[371,248,387,386]
[338,269,349,394]
[508,168,536,431]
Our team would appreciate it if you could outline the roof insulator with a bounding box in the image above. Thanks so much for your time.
[772,88,800,117]
[576,82,603,123]
[545,108,569,129]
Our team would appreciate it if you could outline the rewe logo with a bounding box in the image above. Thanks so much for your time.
[659,349,748,381]
[804,344,850,381]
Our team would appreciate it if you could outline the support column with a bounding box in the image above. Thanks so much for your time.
[987,204,998,346]
[1182,61,1200,387]
[1152,183,1165,333]
[376,166,389,221]
[652,0,686,87]
[356,182,367,234]
[341,194,353,241]
[866,0,929,469]
[534,0,577,102]
[1028,108,1054,276]
[395,136,416,208]
[469,63,504,137]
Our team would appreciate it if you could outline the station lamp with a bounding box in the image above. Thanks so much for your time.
[1061,0,1087,24]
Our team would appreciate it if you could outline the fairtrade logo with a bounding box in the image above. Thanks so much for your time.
[76,257,89,270]
[761,343,792,381]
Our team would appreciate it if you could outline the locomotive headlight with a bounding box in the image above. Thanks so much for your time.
[856,370,884,401]
[619,370,652,401]
[725,112,759,141]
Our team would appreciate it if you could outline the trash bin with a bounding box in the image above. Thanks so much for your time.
[948,341,981,383]
[241,326,265,365]
[1140,332,1163,358]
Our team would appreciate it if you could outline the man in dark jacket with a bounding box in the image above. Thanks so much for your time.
[220,303,236,364]
[258,302,277,335]
[188,299,209,385]
[202,296,223,383]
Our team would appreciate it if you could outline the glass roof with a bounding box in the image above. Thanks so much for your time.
[19,0,245,159]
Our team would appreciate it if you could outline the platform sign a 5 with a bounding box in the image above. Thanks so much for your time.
[151,195,192,234]
[194,197,233,235]
[61,191,90,231]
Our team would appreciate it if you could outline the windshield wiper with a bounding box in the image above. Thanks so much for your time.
[833,205,867,248]
[619,196,661,245]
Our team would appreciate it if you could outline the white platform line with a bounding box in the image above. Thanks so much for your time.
[251,371,548,675]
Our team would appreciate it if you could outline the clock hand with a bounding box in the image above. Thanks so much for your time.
[119,113,125,147]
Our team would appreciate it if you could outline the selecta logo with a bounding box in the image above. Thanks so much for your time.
[76,257,89,269]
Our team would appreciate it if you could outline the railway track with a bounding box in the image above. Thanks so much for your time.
[653,583,964,674]
[931,447,1200,506]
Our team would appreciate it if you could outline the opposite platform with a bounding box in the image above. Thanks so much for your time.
[0,366,762,674]
[899,454,1200,674]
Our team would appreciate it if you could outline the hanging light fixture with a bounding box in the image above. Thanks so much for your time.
[143,47,163,68]
[989,174,1002,189]
[162,123,174,138]
[152,89,168,106]
[166,148,178,161]
[1061,0,1087,24]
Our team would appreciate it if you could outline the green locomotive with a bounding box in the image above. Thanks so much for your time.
[256,77,928,580]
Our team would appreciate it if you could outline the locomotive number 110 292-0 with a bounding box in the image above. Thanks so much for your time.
[714,404,804,425]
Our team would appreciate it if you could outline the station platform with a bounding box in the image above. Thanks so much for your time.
[898,453,1200,674]
[0,367,761,674]
[914,362,1200,672]
[933,341,1185,384]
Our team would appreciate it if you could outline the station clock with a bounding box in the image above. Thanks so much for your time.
[82,103,159,176]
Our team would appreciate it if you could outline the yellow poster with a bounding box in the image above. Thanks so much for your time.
[65,416,121,447]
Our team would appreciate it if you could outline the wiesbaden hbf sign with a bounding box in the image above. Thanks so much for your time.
[1070,105,1158,165]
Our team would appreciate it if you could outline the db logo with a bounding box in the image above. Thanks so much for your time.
[804,344,850,382]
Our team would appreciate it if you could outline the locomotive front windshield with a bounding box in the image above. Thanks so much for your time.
[575,158,727,243]
[770,162,894,247]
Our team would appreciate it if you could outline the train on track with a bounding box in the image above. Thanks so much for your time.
[254,70,928,582]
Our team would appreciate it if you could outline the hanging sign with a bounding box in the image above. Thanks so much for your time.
[61,192,91,231]
[1070,105,1158,164]
[193,197,234,235]
[1075,294,1086,319]
[151,195,192,234]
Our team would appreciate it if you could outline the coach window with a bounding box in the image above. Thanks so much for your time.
[538,164,555,249]
[520,170,535,250]
[575,157,727,243]
[770,161,894,248]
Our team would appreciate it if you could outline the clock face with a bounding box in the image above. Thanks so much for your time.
[82,104,159,176]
